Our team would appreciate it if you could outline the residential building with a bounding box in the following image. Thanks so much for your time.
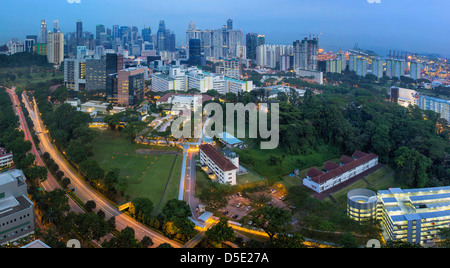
[356,58,367,77]
[293,37,318,71]
[0,170,35,245]
[215,58,241,79]
[47,32,64,66]
[372,58,384,79]
[410,61,421,81]
[199,144,239,185]
[418,95,450,123]
[303,150,379,193]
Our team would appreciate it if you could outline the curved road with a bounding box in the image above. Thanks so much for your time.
[18,89,182,248]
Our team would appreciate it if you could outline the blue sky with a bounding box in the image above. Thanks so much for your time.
[1,0,449,57]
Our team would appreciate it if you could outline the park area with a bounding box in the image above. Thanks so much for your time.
[91,128,183,213]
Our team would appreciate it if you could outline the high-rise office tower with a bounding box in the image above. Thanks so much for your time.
[257,35,266,46]
[142,26,152,42]
[112,25,119,41]
[227,19,233,30]
[96,24,105,43]
[76,20,83,46]
[39,19,48,44]
[188,39,203,66]
[246,33,258,60]
[186,22,201,46]
[186,20,243,60]
[47,32,64,66]
[157,20,166,51]
[53,20,60,33]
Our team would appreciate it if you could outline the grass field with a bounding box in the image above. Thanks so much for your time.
[91,129,182,213]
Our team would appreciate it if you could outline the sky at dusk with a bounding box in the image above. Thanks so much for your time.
[1,0,449,57]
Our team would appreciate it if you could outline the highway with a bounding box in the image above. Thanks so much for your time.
[18,89,182,248]
[5,87,84,213]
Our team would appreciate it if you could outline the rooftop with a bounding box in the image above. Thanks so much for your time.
[307,150,378,185]
[199,144,238,172]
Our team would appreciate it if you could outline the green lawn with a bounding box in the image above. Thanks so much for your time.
[91,129,182,213]
[235,142,341,185]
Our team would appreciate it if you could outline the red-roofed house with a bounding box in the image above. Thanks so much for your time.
[199,144,239,185]
[303,150,378,193]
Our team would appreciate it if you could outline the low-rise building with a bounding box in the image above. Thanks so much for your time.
[0,148,13,168]
[0,170,35,245]
[303,150,379,193]
[199,144,239,185]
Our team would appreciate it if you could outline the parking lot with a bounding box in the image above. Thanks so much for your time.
[219,188,289,223]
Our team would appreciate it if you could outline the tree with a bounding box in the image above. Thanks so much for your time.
[69,212,110,242]
[205,217,235,246]
[271,233,306,248]
[247,206,292,242]
[141,236,154,248]
[161,199,192,220]
[122,120,147,143]
[338,232,358,248]
[79,159,105,185]
[85,200,97,213]
[394,146,432,188]
[101,227,142,248]
[130,197,154,224]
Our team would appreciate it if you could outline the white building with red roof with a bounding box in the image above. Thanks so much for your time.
[199,144,239,185]
[303,150,378,193]
[0,148,13,168]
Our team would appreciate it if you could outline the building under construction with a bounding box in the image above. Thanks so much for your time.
[293,37,319,71]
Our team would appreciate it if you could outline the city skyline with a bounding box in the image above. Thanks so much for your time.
[0,0,449,57]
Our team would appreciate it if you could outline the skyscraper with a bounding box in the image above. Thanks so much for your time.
[293,37,318,71]
[257,35,266,46]
[142,26,152,42]
[157,20,166,52]
[410,61,421,81]
[227,19,233,30]
[53,20,60,33]
[186,20,243,60]
[47,32,64,66]
[246,33,258,60]
[372,58,383,79]
[188,39,203,66]
[96,24,105,44]
[39,19,47,44]
[76,20,83,46]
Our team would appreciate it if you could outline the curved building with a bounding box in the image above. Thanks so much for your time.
[347,188,378,222]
